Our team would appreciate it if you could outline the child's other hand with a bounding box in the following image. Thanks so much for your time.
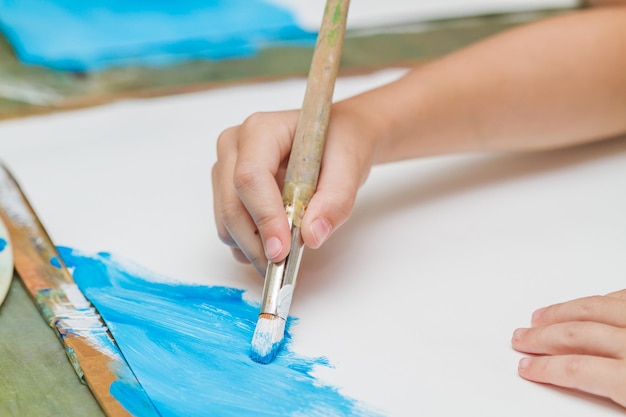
[512,289,626,408]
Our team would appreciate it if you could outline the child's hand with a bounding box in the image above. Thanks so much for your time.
[512,289,626,407]
[213,6,626,277]
[212,107,377,276]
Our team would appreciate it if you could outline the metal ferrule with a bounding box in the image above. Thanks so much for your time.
[259,224,305,320]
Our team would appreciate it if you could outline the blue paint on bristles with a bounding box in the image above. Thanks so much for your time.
[249,340,283,364]
[250,315,286,364]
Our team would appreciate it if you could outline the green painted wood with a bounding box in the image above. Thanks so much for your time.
[0,276,104,417]
[0,9,574,120]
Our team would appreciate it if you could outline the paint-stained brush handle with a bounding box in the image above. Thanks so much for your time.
[252,0,350,364]
[0,164,159,417]
[282,0,350,227]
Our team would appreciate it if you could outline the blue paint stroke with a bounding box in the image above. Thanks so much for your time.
[0,238,6,252]
[59,247,380,417]
[0,0,316,72]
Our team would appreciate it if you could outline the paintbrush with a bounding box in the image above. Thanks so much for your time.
[250,0,350,364]
[0,164,159,417]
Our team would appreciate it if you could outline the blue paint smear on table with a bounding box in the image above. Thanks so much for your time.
[59,247,379,417]
[0,0,316,71]
[49,256,62,268]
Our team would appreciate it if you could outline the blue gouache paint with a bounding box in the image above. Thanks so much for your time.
[0,0,316,71]
[59,247,379,417]
[0,238,6,252]
[49,256,62,268]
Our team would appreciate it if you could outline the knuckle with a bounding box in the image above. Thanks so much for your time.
[563,322,585,345]
[564,356,584,378]
[336,200,355,223]
[216,126,238,156]
[240,112,271,136]
[327,189,356,224]
[243,111,266,125]
[253,215,272,232]
[577,295,604,317]
[232,162,260,193]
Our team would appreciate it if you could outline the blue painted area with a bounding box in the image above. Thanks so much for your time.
[0,238,6,252]
[0,0,316,71]
[109,364,160,417]
[59,247,378,417]
[49,256,62,268]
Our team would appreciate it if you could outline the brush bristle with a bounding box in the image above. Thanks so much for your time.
[250,314,285,364]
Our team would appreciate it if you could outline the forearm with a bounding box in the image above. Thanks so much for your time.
[335,7,626,164]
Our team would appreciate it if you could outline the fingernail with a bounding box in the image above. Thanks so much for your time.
[512,328,527,341]
[532,307,546,323]
[519,357,531,371]
[311,218,332,248]
[265,237,282,260]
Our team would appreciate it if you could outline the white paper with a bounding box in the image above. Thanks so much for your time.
[0,68,625,416]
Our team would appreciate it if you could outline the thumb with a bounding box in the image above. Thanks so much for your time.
[298,111,376,250]
[300,158,365,249]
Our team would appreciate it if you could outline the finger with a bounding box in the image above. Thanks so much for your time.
[233,112,296,262]
[517,355,626,408]
[222,202,267,276]
[214,127,267,274]
[212,162,236,248]
[300,178,358,250]
[512,322,626,359]
[532,295,626,328]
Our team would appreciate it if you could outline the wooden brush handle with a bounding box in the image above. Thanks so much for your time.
[282,0,350,227]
